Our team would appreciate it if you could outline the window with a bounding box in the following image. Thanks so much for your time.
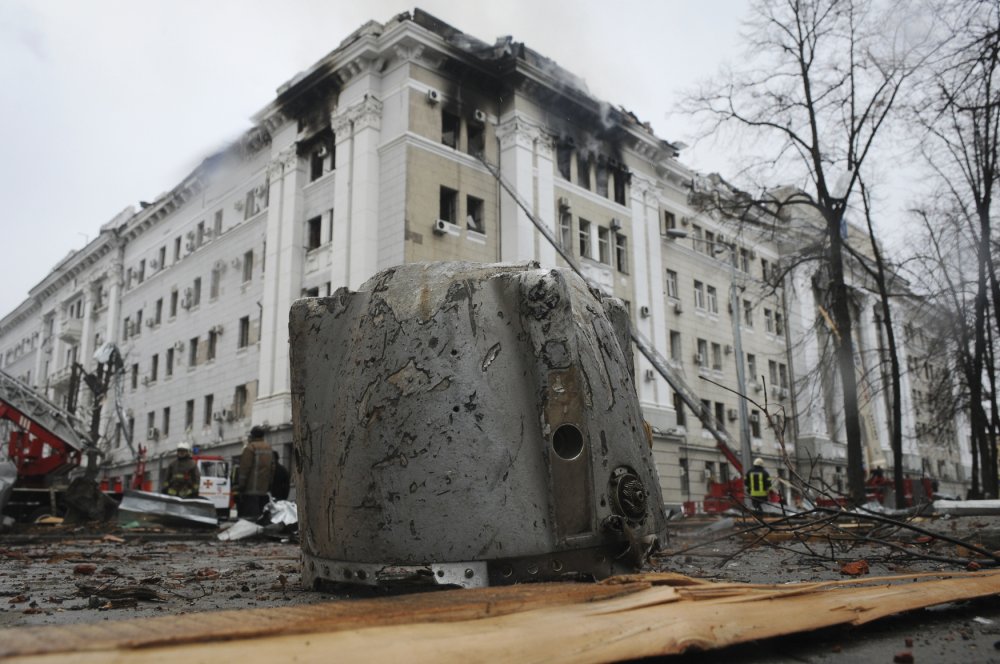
[578,219,592,258]
[234,384,248,419]
[243,250,254,282]
[439,187,457,224]
[214,210,223,237]
[173,237,182,263]
[208,330,218,361]
[696,338,708,366]
[155,298,163,325]
[192,278,202,307]
[714,402,725,429]
[307,216,322,249]
[615,234,628,273]
[557,143,573,180]
[711,342,723,370]
[665,270,678,299]
[750,410,761,437]
[691,224,703,251]
[466,196,484,234]
[679,457,690,495]
[134,309,143,336]
[196,221,205,247]
[158,246,166,271]
[576,154,590,189]
[613,167,627,205]
[779,363,789,389]
[238,316,250,349]
[150,354,159,382]
[204,394,214,427]
[673,392,686,427]
[162,407,170,437]
[189,336,199,367]
[700,400,711,428]
[137,259,146,284]
[310,147,326,181]
[769,360,778,387]
[441,110,459,149]
[166,348,174,377]
[559,211,572,249]
[595,160,609,197]
[694,280,705,310]
[467,119,485,156]
[747,354,757,382]
[764,308,774,333]
[147,412,156,437]
[185,399,195,430]
[123,315,131,340]
[170,290,178,318]
[598,227,611,264]
[775,311,785,335]
[130,363,138,390]
[704,230,715,255]
[740,248,750,272]
[244,185,268,219]
[669,330,682,362]
[210,267,221,300]
[706,285,718,314]
[743,299,753,327]
[761,259,770,281]
[126,416,134,444]
[303,287,319,297]
[662,211,677,235]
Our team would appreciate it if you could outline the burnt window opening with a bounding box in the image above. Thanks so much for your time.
[595,159,610,197]
[310,143,332,182]
[576,154,591,190]
[467,120,485,157]
[306,216,322,250]
[613,167,629,205]
[466,195,485,234]
[439,187,458,224]
[441,110,460,149]
[556,143,573,180]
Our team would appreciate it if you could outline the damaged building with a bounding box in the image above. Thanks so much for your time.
[0,9,971,506]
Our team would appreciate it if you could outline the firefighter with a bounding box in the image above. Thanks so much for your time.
[744,458,772,514]
[237,426,274,520]
[163,442,200,498]
[270,450,291,501]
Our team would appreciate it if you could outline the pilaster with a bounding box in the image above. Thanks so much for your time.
[496,115,540,262]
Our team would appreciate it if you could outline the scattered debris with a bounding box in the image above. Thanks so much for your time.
[73,564,97,575]
[840,560,870,576]
[117,490,217,528]
[934,500,1000,516]
[218,519,264,541]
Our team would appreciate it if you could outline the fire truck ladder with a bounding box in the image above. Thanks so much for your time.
[479,157,745,474]
[0,368,91,479]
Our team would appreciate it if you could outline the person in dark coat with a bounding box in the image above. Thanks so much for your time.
[163,442,200,498]
[270,451,291,501]
[744,458,772,514]
[237,426,274,519]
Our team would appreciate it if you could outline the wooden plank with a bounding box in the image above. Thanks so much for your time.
[4,571,1000,663]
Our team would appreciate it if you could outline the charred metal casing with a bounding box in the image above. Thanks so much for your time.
[289,262,666,588]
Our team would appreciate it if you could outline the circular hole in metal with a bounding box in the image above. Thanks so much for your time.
[357,570,368,580]
[527,564,539,575]
[502,566,513,578]
[436,569,445,578]
[552,424,584,460]
[552,560,563,572]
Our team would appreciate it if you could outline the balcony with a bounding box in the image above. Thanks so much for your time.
[58,317,82,343]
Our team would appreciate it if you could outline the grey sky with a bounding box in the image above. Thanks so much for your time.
[0,0,751,317]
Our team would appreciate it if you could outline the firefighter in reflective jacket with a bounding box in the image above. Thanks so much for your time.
[164,441,200,498]
[744,458,772,513]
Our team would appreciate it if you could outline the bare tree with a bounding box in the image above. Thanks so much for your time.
[684,0,928,503]
[912,0,1000,496]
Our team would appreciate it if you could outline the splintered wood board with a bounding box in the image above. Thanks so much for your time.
[3,570,1000,663]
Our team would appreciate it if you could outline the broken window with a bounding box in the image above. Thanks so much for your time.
[238,316,250,349]
[439,187,458,224]
[307,216,322,249]
[556,143,572,180]
[559,210,573,249]
[706,285,718,314]
[595,159,609,197]
[666,270,678,299]
[613,166,627,205]
[243,250,254,282]
[669,330,682,362]
[189,336,199,367]
[310,147,326,181]
[467,119,485,157]
[441,110,459,149]
[162,407,170,437]
[615,234,628,273]
[578,219,592,258]
[576,154,590,189]
[466,195,484,234]
[694,281,705,310]
[204,394,214,427]
[598,227,611,264]
[234,384,248,419]
[185,399,195,430]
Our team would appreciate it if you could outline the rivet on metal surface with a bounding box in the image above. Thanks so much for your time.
[527,564,539,575]
[464,568,474,578]
[552,560,563,572]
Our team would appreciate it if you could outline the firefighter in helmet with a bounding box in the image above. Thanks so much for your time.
[163,441,201,498]
[744,458,772,514]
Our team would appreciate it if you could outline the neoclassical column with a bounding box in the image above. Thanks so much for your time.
[787,267,831,442]
[629,175,664,408]
[496,116,540,263]
[105,251,124,344]
[255,147,302,426]
[856,296,889,468]
[534,133,557,267]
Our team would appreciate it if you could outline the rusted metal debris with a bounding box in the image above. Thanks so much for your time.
[289,262,667,589]
[3,570,1000,662]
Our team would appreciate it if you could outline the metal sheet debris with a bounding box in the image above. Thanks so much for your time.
[117,490,218,528]
[933,499,1000,516]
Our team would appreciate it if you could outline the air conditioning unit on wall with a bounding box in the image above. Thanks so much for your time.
[433,219,448,235]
